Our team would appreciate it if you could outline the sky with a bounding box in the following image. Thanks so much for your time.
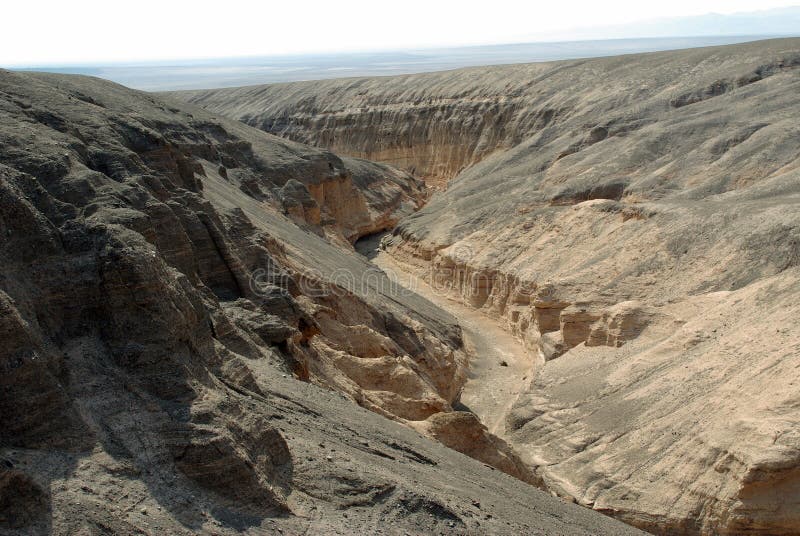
[3,0,798,66]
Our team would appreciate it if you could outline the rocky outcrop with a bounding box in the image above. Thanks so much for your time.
[586,301,653,348]
[189,37,800,534]
[275,156,425,246]
[0,70,444,434]
[0,70,642,535]
[412,412,541,486]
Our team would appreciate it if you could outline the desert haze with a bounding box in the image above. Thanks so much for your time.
[1,7,799,536]
[12,36,777,91]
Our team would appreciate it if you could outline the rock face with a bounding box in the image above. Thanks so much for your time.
[412,412,541,486]
[0,70,643,535]
[176,38,800,534]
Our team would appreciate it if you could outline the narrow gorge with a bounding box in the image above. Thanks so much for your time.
[176,37,800,535]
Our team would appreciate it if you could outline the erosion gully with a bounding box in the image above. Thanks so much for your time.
[355,232,536,435]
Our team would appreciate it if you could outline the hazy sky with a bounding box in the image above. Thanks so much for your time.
[3,0,797,65]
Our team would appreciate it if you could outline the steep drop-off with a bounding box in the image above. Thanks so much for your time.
[176,38,800,534]
[0,70,645,535]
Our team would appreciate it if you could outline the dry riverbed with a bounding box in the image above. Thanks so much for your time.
[357,234,536,435]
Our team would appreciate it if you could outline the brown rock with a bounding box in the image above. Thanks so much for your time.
[414,412,541,486]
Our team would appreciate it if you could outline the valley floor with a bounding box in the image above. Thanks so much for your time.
[357,235,535,436]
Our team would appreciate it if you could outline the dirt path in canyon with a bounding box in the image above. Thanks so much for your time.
[357,235,536,434]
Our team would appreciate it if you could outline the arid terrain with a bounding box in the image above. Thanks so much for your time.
[174,38,800,535]
[3,35,800,536]
[0,70,646,535]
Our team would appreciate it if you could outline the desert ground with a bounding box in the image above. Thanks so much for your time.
[2,36,800,536]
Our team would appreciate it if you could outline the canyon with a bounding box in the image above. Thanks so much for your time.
[0,70,642,534]
[3,36,800,536]
[175,37,800,535]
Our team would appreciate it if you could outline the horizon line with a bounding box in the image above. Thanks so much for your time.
[6,33,797,70]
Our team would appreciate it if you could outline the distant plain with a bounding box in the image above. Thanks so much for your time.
[13,36,788,90]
